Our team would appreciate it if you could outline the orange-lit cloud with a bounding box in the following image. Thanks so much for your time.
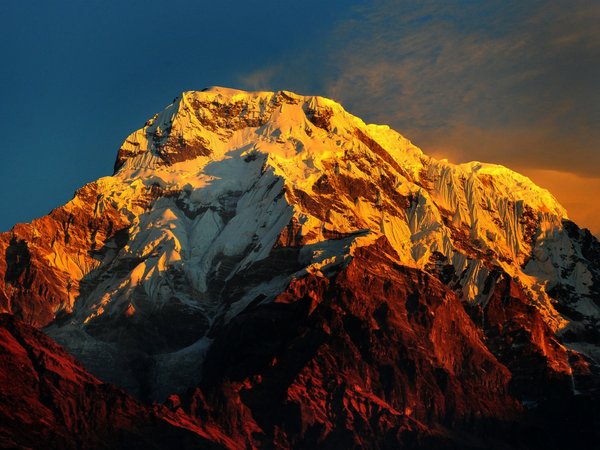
[519,169,600,237]
[238,0,599,235]
[322,0,599,171]
[413,122,599,178]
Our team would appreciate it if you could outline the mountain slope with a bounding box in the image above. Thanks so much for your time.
[1,87,599,448]
[0,313,230,449]
[188,238,522,448]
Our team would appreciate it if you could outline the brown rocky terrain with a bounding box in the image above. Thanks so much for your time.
[0,313,232,449]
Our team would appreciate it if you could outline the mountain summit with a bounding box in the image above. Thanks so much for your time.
[1,88,599,448]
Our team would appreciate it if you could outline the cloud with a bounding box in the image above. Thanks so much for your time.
[238,65,282,91]
[323,0,600,172]
[239,0,599,174]
[235,0,600,232]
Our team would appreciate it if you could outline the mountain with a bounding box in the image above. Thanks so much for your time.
[1,87,599,448]
[0,313,231,449]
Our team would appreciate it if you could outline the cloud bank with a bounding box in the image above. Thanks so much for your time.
[239,0,600,233]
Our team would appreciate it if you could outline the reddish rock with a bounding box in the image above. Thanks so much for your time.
[0,180,159,328]
[0,313,229,450]
[187,239,523,449]
[480,274,573,399]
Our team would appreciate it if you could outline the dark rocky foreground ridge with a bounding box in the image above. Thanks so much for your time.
[0,241,600,449]
[1,88,600,449]
[2,239,599,449]
[0,313,231,449]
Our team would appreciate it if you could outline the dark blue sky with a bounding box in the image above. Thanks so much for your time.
[1,1,598,233]
[0,0,361,231]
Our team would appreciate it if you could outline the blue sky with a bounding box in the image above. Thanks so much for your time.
[0,0,361,230]
[1,1,599,233]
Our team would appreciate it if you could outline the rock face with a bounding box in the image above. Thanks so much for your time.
[189,239,522,448]
[1,87,599,448]
[0,313,229,450]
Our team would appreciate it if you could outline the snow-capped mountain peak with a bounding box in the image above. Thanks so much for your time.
[1,88,598,402]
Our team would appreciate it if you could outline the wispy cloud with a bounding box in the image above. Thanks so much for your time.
[239,0,599,173]
[238,65,282,91]
[236,0,600,232]
[323,0,600,172]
